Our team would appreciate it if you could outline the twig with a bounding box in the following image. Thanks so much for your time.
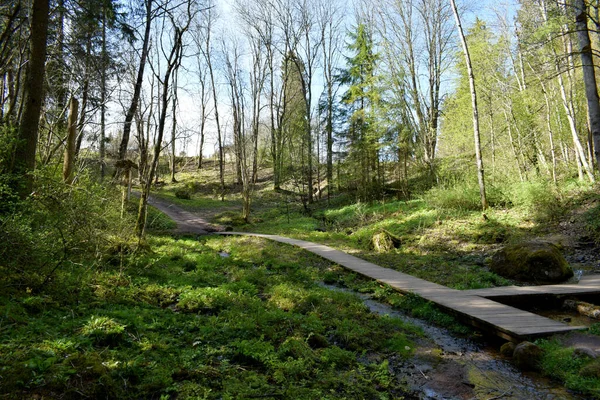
[415,364,429,380]
[486,389,512,400]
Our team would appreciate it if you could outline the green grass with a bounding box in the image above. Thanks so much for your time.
[0,235,422,399]
[536,338,600,396]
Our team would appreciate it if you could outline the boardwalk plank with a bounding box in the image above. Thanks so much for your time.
[218,232,591,340]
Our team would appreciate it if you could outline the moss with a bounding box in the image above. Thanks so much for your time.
[490,241,573,283]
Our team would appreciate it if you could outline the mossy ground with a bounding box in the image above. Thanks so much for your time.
[1,234,426,399]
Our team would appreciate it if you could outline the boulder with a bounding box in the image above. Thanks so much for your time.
[490,241,573,284]
[513,341,543,371]
[500,341,516,357]
[371,230,402,253]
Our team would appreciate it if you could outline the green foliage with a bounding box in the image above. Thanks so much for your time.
[536,339,600,396]
[0,169,136,290]
[1,235,419,398]
[501,180,564,222]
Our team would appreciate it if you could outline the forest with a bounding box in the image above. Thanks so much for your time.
[2,0,600,398]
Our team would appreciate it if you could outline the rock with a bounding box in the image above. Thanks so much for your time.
[500,342,516,357]
[513,341,543,371]
[573,347,599,359]
[371,230,402,253]
[490,241,573,284]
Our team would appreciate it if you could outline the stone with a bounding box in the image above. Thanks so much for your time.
[500,342,516,357]
[513,341,543,371]
[371,230,402,253]
[573,347,599,359]
[490,241,573,284]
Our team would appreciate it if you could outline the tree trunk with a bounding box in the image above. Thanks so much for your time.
[99,4,107,180]
[575,0,600,175]
[118,0,153,160]
[206,27,224,192]
[14,0,49,198]
[450,0,487,210]
[170,76,178,183]
[62,96,79,184]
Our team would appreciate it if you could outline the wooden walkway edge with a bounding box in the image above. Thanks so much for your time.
[218,232,595,341]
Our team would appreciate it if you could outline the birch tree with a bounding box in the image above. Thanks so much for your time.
[449,0,487,210]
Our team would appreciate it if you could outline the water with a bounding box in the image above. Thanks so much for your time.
[322,283,582,400]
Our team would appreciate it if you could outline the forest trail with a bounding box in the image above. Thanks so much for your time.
[148,197,595,341]
[144,194,224,234]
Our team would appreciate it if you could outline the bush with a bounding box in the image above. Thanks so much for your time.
[174,189,191,200]
[502,180,564,221]
[0,169,136,291]
[423,180,504,211]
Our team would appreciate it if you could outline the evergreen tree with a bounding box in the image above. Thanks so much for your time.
[339,22,383,200]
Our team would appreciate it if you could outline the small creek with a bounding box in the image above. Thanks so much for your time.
[322,284,582,400]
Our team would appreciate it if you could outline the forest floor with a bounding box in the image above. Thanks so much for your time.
[143,170,600,398]
[145,192,584,399]
[4,167,600,399]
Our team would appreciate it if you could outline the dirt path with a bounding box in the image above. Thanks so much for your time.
[146,194,224,234]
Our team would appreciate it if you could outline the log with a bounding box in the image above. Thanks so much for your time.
[564,299,600,319]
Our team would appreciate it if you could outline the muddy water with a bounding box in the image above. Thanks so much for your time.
[323,284,582,400]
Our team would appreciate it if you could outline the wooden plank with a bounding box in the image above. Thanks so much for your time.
[217,232,594,340]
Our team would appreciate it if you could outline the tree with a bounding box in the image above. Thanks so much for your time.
[118,0,152,161]
[449,0,487,210]
[575,0,600,174]
[62,96,79,184]
[339,22,383,200]
[318,0,344,200]
[136,1,194,237]
[13,0,49,198]
[376,0,454,177]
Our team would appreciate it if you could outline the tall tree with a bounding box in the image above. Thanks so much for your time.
[575,0,600,174]
[14,0,49,198]
[136,1,194,237]
[118,0,153,161]
[340,22,383,200]
[449,0,487,210]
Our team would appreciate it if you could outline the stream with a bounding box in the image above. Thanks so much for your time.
[322,284,582,400]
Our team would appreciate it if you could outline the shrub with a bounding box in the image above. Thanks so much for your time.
[502,180,564,221]
[174,189,191,200]
[0,169,136,290]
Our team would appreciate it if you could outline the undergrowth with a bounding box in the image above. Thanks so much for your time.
[0,235,420,399]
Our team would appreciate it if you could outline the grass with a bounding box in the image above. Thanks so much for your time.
[0,234,424,399]
[536,338,600,396]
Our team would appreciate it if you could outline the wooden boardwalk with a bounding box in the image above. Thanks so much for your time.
[219,232,598,341]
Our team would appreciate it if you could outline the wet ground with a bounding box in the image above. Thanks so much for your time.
[324,284,582,400]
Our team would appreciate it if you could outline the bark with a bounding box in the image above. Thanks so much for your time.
[205,16,224,191]
[118,0,153,160]
[14,0,49,198]
[170,73,178,183]
[575,0,600,175]
[62,96,78,184]
[100,3,107,179]
[450,0,487,210]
